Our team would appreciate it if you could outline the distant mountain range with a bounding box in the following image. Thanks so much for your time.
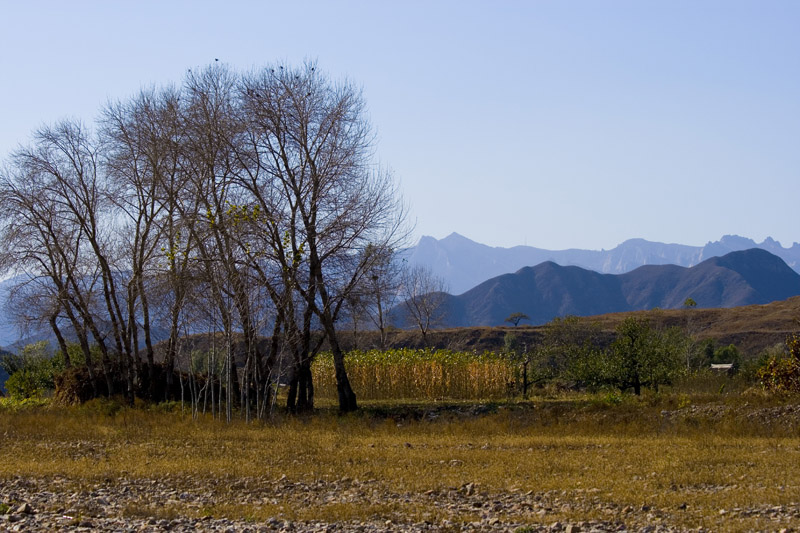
[418,248,800,327]
[403,233,800,295]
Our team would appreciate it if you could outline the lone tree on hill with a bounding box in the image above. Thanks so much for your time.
[505,312,530,327]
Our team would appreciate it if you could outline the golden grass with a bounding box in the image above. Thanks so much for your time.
[1,397,799,531]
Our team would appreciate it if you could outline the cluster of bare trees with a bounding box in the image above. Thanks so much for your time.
[0,63,406,414]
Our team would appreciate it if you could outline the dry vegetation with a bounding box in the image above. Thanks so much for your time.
[2,392,800,531]
[312,349,514,401]
[378,296,800,356]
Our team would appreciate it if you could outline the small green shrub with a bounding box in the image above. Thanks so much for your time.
[5,369,45,399]
[593,389,624,406]
[677,394,692,409]
[0,396,50,411]
[2,341,62,400]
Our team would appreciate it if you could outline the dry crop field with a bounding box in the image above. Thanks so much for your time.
[1,394,800,532]
[312,349,515,401]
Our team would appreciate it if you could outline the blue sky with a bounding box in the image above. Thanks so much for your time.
[1,1,798,250]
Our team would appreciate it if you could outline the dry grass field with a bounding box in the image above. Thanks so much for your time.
[2,392,800,531]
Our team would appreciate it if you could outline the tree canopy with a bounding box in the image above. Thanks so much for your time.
[504,312,530,327]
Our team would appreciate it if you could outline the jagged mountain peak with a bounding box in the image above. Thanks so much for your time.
[710,234,758,249]
[440,232,472,243]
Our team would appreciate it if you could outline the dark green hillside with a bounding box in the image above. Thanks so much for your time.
[422,249,800,328]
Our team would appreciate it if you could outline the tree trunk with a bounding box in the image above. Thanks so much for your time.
[296,360,314,413]
[323,326,357,412]
[333,350,357,412]
[84,315,115,397]
[49,313,70,368]
[286,353,315,413]
[289,357,314,413]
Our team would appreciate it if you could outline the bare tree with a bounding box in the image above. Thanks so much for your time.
[180,64,275,420]
[238,62,407,412]
[0,137,108,394]
[101,86,188,400]
[352,244,401,349]
[26,121,133,396]
[400,264,449,344]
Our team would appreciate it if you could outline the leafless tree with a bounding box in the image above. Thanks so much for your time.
[101,86,189,400]
[361,245,402,349]
[25,121,133,397]
[0,135,110,394]
[400,264,449,344]
[180,65,274,421]
[238,62,407,412]
[339,244,401,350]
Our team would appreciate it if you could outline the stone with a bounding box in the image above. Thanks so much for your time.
[15,503,32,515]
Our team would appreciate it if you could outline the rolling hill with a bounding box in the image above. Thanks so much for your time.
[422,249,800,327]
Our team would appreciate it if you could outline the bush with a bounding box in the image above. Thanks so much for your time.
[580,318,685,395]
[1,341,62,400]
[0,396,50,410]
[5,369,46,399]
[757,334,800,393]
[80,397,125,417]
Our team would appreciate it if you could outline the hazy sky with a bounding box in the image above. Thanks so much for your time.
[1,1,798,250]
